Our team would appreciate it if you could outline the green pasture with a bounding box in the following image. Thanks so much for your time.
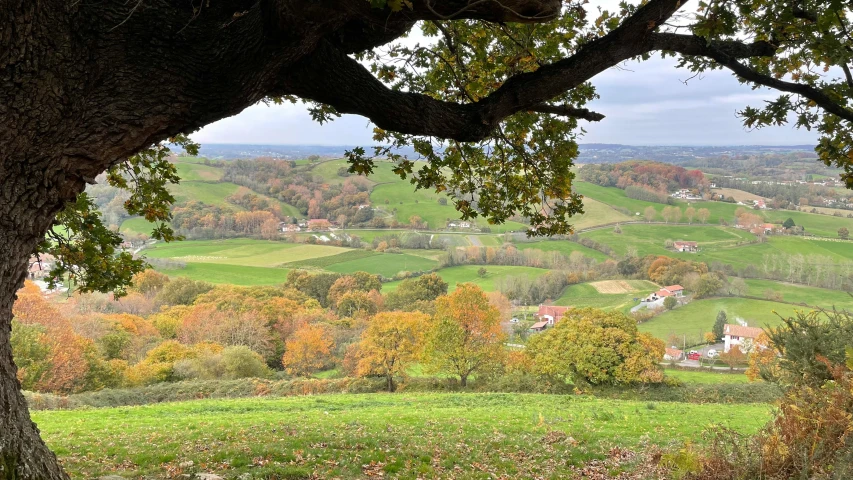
[119,217,158,235]
[743,279,853,310]
[514,240,614,262]
[33,393,771,479]
[173,161,224,182]
[571,197,633,230]
[554,281,660,311]
[169,181,243,208]
[639,297,806,342]
[325,252,439,278]
[580,224,755,258]
[370,181,527,233]
[144,239,349,267]
[383,265,550,292]
[158,263,289,286]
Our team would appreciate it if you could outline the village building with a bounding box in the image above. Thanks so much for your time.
[536,305,570,326]
[664,347,684,361]
[529,321,549,332]
[644,285,685,302]
[280,223,302,233]
[673,241,698,253]
[723,324,764,353]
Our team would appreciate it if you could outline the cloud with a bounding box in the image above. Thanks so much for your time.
[192,32,817,147]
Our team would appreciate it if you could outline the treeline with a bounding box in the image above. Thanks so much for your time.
[713,176,850,210]
[579,161,706,192]
[171,202,282,240]
[712,253,853,291]
[625,185,675,205]
[12,273,665,396]
[442,244,604,270]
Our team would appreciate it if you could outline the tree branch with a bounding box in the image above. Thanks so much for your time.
[529,104,605,121]
[650,33,853,123]
[281,0,690,141]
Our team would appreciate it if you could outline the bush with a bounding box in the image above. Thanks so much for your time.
[222,346,271,379]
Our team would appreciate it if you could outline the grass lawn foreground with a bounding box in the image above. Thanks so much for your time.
[35,393,771,479]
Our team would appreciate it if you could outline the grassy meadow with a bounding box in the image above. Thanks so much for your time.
[383,265,550,292]
[158,263,290,285]
[35,393,771,479]
[575,182,853,237]
[554,281,660,312]
[639,297,803,342]
[514,239,611,261]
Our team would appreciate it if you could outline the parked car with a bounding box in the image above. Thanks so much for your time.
[509,318,520,324]
[706,349,719,358]
[687,352,701,361]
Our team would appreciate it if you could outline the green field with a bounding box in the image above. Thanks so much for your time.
[145,239,349,267]
[570,197,633,230]
[144,239,441,282]
[514,239,611,261]
[170,181,243,207]
[370,181,527,233]
[34,393,771,479]
[577,181,853,237]
[580,224,755,258]
[310,158,405,185]
[743,279,853,310]
[554,281,660,311]
[383,265,550,292]
[639,297,805,342]
[173,161,224,182]
[159,263,290,285]
[119,217,158,235]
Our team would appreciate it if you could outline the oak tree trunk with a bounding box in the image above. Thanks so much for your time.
[0,164,74,479]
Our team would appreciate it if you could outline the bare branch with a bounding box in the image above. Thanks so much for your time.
[529,104,605,121]
[650,33,853,123]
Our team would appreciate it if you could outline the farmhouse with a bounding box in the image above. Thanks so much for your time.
[280,223,302,233]
[762,223,776,234]
[664,348,684,361]
[644,285,685,302]
[536,305,570,326]
[723,324,764,353]
[673,241,698,252]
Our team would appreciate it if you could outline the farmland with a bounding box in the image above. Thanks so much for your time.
[514,239,610,262]
[383,265,549,292]
[639,297,801,342]
[33,393,771,479]
[554,281,660,312]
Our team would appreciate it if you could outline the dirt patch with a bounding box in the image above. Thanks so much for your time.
[590,280,637,294]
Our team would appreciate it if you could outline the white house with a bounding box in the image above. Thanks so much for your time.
[673,241,699,253]
[723,324,764,353]
[536,305,570,326]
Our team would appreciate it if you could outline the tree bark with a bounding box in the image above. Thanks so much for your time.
[0,163,75,479]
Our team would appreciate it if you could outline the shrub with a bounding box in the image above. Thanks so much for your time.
[222,346,271,379]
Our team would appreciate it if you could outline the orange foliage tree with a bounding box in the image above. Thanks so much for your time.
[281,323,335,376]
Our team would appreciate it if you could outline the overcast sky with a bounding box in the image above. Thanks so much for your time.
[193,3,820,147]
